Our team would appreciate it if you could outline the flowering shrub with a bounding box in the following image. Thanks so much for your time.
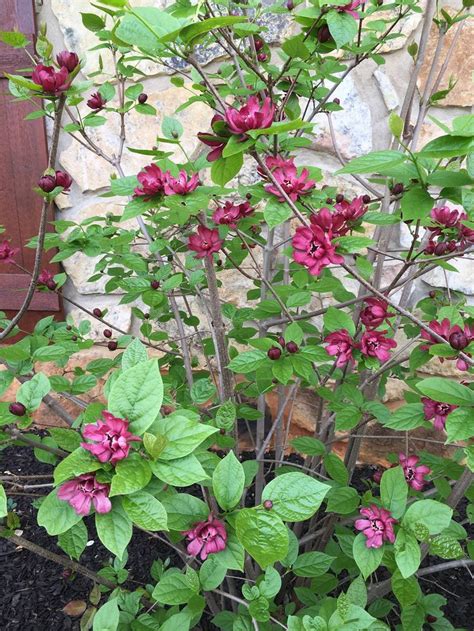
[0,1,473,630]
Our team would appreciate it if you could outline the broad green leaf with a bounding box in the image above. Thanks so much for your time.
[323,306,355,336]
[54,448,102,485]
[122,491,168,531]
[261,472,330,522]
[380,466,408,518]
[95,501,132,560]
[264,198,292,229]
[93,598,119,631]
[400,603,425,631]
[108,359,163,434]
[228,350,267,373]
[419,134,474,159]
[211,153,243,186]
[292,552,334,577]
[0,484,7,518]
[391,570,421,607]
[445,407,474,442]
[403,499,452,535]
[382,403,426,430]
[115,8,182,54]
[290,436,326,457]
[199,555,227,590]
[152,569,198,605]
[17,374,50,411]
[213,532,245,571]
[212,451,245,511]
[400,187,434,221]
[58,521,88,560]
[352,532,384,579]
[325,486,359,515]
[152,414,218,460]
[324,453,349,485]
[161,493,208,531]
[416,377,474,406]
[236,509,289,568]
[37,489,83,535]
[337,150,406,175]
[110,454,151,496]
[150,454,208,486]
[180,16,247,44]
[395,529,421,578]
[122,338,148,371]
[326,10,358,48]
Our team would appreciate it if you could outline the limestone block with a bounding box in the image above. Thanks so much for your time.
[374,69,400,111]
[422,257,474,295]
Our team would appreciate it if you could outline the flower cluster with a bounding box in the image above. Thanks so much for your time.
[183,516,227,560]
[398,453,431,491]
[0,240,19,264]
[355,504,396,548]
[81,411,141,464]
[337,1,362,18]
[422,397,458,431]
[38,170,73,193]
[425,206,474,256]
[420,318,473,371]
[134,164,200,198]
[58,473,111,516]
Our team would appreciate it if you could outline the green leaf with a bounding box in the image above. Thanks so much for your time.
[110,175,139,196]
[122,491,168,531]
[323,453,349,485]
[400,187,434,221]
[213,533,245,571]
[391,570,421,607]
[228,350,267,374]
[152,569,197,605]
[150,454,208,486]
[325,486,359,515]
[261,472,330,521]
[346,575,367,608]
[290,436,325,457]
[216,400,236,430]
[54,448,102,485]
[180,16,247,44]
[153,414,218,460]
[110,454,151,496]
[403,499,453,535]
[32,346,67,362]
[16,374,50,411]
[0,30,30,48]
[389,112,403,139]
[122,338,148,371]
[108,359,163,434]
[400,602,425,631]
[211,153,243,186]
[336,150,406,175]
[380,466,408,518]
[430,534,463,559]
[161,493,208,531]
[445,407,474,442]
[326,10,358,48]
[48,428,82,452]
[292,552,334,577]
[199,555,227,590]
[249,118,310,138]
[93,598,120,631]
[162,115,184,140]
[115,8,182,54]
[190,378,217,404]
[95,501,132,560]
[213,451,245,511]
[58,521,88,560]
[395,529,421,578]
[37,489,83,535]
[382,403,426,430]
[236,509,289,568]
[352,532,384,579]
[0,484,7,518]
[416,377,474,406]
[282,35,311,59]
[420,134,474,159]
[264,198,292,229]
[81,12,105,32]
[323,306,355,336]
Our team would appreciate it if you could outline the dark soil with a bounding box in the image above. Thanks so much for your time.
[0,445,472,630]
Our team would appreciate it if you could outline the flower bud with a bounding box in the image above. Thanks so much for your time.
[362,195,371,204]
[254,37,264,51]
[46,279,57,290]
[161,405,174,416]
[429,290,436,299]
[267,346,282,360]
[286,341,299,354]
[434,242,448,256]
[87,92,107,111]
[9,402,26,417]
[108,341,118,351]
[449,331,468,351]
[286,0,294,9]
[333,97,340,105]
[263,499,273,510]
[38,174,57,193]
[103,329,112,338]
[335,193,344,203]
[55,170,73,191]
[426,615,437,623]
[93,308,102,318]
[317,25,332,43]
[257,53,268,62]
[392,182,404,195]
[138,93,148,104]
[56,51,79,72]
[150,280,160,289]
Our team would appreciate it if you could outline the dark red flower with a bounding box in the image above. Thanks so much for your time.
[197,115,231,162]
[360,298,394,329]
[56,51,80,72]
[419,318,453,349]
[264,156,316,203]
[134,164,165,198]
[38,269,57,290]
[183,516,227,560]
[292,222,344,276]
[87,92,107,111]
[422,397,457,431]
[0,240,19,264]
[324,329,357,367]
[188,226,223,259]
[212,201,254,227]
[337,0,362,18]
[38,174,57,193]
[163,171,200,196]
[225,96,275,136]
[55,170,73,191]
[334,195,368,227]
[360,330,397,362]
[32,64,70,95]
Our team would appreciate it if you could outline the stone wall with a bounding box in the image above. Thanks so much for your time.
[38,0,473,352]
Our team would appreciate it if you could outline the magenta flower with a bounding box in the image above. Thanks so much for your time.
[212,201,253,227]
[429,206,461,233]
[310,207,347,236]
[334,196,368,226]
[55,170,73,191]
[422,397,458,431]
[81,411,141,465]
[38,170,72,193]
[188,226,223,259]
[134,164,165,198]
[420,318,454,349]
[183,516,227,560]
[292,222,344,276]
[264,157,316,202]
[56,51,80,72]
[324,329,357,367]
[355,504,396,549]
[197,114,231,162]
[398,453,431,491]
[32,64,70,95]
[458,211,474,246]
[360,330,397,362]
[0,240,19,264]
[337,0,362,18]
[87,92,107,111]
[58,473,112,516]
[37,269,57,290]
[163,171,200,196]
[225,96,275,136]
[360,298,394,330]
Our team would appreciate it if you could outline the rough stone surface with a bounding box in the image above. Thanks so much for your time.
[422,257,474,296]
[374,69,400,111]
[417,16,474,108]
[67,302,132,339]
